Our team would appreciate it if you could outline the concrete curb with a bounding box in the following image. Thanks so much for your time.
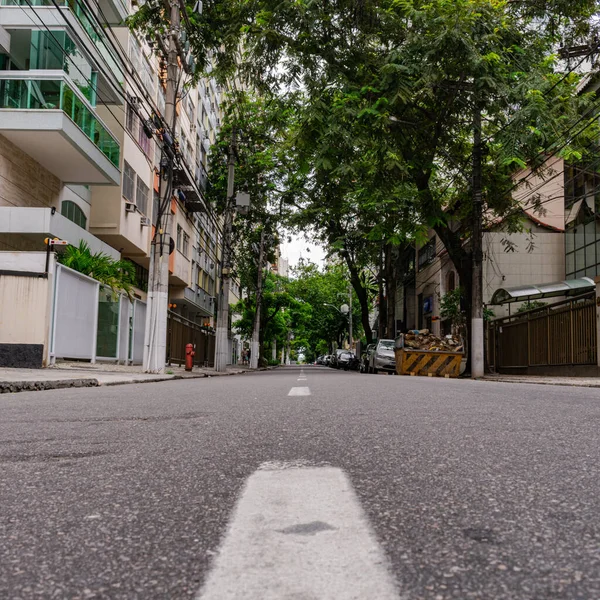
[0,378,99,394]
[0,364,280,394]
[483,377,600,389]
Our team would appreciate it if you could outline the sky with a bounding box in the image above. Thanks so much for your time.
[282,232,326,270]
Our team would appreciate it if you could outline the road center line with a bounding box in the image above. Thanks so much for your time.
[196,464,399,600]
[288,387,311,396]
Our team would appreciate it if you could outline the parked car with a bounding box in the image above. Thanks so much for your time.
[330,348,348,369]
[360,344,376,373]
[323,355,332,366]
[338,351,359,371]
[316,355,325,365]
[368,339,397,374]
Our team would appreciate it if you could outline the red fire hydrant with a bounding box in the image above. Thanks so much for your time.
[185,343,195,371]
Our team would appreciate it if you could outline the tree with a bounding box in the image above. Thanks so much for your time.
[131,0,600,365]
[202,0,599,366]
[233,272,305,365]
[286,260,363,356]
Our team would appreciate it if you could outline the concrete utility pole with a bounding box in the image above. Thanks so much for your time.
[250,227,265,369]
[471,101,484,379]
[214,131,236,372]
[143,0,179,373]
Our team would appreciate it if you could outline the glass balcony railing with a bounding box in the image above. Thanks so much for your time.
[1,0,123,85]
[0,77,120,167]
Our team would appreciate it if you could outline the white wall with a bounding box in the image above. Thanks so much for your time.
[0,252,54,365]
[512,156,565,231]
[484,229,565,318]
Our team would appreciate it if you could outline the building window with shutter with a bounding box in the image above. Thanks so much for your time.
[123,161,135,203]
[136,177,149,216]
[126,100,137,134]
[183,232,190,257]
[177,224,183,252]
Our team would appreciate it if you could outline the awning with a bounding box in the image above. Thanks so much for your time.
[490,277,596,305]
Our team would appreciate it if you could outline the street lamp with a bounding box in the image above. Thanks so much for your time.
[323,302,352,350]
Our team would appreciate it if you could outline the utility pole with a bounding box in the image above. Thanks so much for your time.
[214,131,236,371]
[143,0,179,373]
[471,100,484,379]
[250,227,265,369]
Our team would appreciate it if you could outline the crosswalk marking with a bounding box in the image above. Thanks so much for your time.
[196,463,399,600]
[288,386,311,396]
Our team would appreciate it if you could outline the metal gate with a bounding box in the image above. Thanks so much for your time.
[166,311,215,367]
[488,292,596,373]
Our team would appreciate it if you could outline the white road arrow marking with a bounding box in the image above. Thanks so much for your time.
[197,463,399,600]
[288,387,311,396]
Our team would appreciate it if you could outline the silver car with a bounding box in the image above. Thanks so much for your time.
[369,339,396,374]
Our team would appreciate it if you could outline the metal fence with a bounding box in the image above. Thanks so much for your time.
[487,292,596,372]
[166,311,215,367]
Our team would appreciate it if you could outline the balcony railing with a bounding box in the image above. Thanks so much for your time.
[0,76,120,167]
[1,0,123,85]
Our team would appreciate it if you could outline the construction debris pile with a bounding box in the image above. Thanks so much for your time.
[400,330,464,353]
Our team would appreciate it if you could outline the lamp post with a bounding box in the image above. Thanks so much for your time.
[323,302,352,349]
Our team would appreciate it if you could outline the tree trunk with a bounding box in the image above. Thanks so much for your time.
[377,247,386,339]
[414,175,473,375]
[344,255,373,344]
[385,244,398,339]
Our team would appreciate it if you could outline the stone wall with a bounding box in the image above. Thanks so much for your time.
[0,134,61,210]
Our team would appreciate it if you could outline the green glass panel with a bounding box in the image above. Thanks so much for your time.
[0,78,120,166]
[96,289,119,358]
[586,243,596,269]
[565,229,574,253]
[566,252,575,278]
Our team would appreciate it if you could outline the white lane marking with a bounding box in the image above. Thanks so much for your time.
[297,377,307,381]
[288,386,311,396]
[197,465,399,600]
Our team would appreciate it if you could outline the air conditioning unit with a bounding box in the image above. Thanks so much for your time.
[140,216,151,227]
[125,202,136,213]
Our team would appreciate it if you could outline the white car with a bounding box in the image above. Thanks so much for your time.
[368,339,396,374]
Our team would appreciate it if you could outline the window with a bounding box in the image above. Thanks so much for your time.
[124,258,149,292]
[61,200,87,229]
[418,237,437,271]
[126,99,137,134]
[446,271,456,292]
[177,224,183,252]
[123,161,135,202]
[129,37,156,99]
[138,119,152,157]
[136,177,149,215]
[183,232,190,257]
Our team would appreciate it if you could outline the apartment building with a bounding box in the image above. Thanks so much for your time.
[0,0,236,366]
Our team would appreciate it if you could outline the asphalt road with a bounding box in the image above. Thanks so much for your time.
[1,367,599,599]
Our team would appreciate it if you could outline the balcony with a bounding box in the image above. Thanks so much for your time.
[0,73,120,184]
[173,161,206,212]
[169,285,215,318]
[0,206,121,259]
[0,0,124,96]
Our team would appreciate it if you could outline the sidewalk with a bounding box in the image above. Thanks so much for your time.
[0,362,258,394]
[484,374,600,388]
